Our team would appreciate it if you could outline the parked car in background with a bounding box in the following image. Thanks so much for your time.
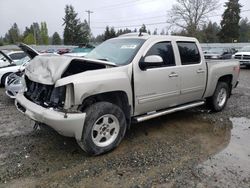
[5,43,59,98]
[0,51,27,68]
[64,47,94,57]
[57,48,70,55]
[233,46,250,68]
[204,48,236,59]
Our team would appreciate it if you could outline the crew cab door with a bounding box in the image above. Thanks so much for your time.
[176,41,207,104]
[133,41,181,116]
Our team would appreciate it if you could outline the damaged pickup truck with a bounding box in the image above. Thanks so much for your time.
[15,34,240,155]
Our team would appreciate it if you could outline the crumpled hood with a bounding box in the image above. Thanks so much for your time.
[25,55,74,85]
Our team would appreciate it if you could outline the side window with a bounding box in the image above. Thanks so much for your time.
[9,52,26,60]
[177,42,201,65]
[145,42,175,67]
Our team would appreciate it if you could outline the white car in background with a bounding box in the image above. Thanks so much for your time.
[0,44,39,86]
[0,51,27,68]
[5,43,58,98]
[233,46,250,68]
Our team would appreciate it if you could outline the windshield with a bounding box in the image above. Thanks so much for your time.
[206,48,225,54]
[70,47,93,53]
[15,56,30,65]
[85,38,145,65]
[239,46,250,52]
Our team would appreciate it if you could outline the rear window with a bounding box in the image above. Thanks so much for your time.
[177,42,201,65]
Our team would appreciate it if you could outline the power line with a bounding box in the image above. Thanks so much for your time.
[93,0,162,11]
[92,14,167,24]
[91,9,250,30]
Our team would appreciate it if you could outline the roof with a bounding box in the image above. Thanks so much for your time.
[117,33,197,42]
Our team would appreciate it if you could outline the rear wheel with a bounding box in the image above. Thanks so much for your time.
[207,82,229,112]
[77,102,127,155]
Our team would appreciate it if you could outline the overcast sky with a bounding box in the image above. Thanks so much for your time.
[0,0,250,38]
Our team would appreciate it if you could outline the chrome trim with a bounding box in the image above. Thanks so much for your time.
[134,101,205,122]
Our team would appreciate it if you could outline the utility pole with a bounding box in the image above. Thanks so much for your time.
[85,10,94,28]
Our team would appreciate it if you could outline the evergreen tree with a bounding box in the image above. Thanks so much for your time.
[5,23,21,44]
[218,0,241,42]
[139,24,147,33]
[40,22,49,45]
[201,22,220,43]
[153,28,158,35]
[239,18,250,42]
[63,5,90,45]
[104,26,116,40]
[52,32,62,45]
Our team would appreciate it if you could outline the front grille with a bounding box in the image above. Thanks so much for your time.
[243,55,250,60]
[234,55,242,59]
[24,76,65,108]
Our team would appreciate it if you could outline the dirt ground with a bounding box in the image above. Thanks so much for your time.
[0,68,250,188]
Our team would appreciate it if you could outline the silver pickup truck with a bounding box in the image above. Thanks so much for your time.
[15,34,240,155]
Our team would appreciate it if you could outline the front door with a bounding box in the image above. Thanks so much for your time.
[133,41,181,116]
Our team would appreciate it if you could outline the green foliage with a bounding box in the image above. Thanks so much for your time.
[63,5,90,45]
[139,24,147,33]
[218,0,242,42]
[104,26,116,40]
[5,23,21,44]
[239,18,250,42]
[201,22,220,43]
[52,32,62,45]
[23,33,35,44]
[40,22,49,45]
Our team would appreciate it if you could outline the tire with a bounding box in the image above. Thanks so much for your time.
[207,82,229,112]
[77,102,127,155]
[1,73,11,86]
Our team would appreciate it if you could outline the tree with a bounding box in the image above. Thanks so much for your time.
[5,23,21,44]
[63,5,90,45]
[52,32,62,45]
[153,28,158,35]
[40,22,49,45]
[239,17,250,42]
[104,26,116,40]
[167,0,219,36]
[23,33,36,44]
[218,0,241,42]
[201,21,220,42]
[139,24,147,33]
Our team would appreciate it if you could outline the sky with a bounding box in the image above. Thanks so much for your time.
[0,0,250,38]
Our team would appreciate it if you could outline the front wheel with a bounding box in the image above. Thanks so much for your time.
[77,102,127,155]
[207,82,229,112]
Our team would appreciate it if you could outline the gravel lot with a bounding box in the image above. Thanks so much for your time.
[0,68,249,188]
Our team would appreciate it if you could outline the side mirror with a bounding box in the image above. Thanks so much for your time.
[139,55,163,70]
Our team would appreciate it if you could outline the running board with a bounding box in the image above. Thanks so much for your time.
[133,101,205,123]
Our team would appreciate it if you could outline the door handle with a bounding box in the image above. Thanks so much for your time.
[196,69,205,74]
[168,72,178,78]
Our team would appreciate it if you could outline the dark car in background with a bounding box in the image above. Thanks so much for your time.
[204,48,236,60]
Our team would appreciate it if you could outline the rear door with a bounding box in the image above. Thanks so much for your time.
[133,41,181,115]
[176,41,207,104]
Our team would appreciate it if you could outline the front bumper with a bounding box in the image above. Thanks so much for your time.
[239,60,250,65]
[15,93,86,140]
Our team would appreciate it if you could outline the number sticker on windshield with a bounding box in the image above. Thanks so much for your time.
[121,45,137,49]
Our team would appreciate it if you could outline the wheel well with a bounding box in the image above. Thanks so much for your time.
[1,72,12,85]
[218,75,232,95]
[79,91,131,127]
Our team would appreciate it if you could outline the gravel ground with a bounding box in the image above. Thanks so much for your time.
[0,68,249,188]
